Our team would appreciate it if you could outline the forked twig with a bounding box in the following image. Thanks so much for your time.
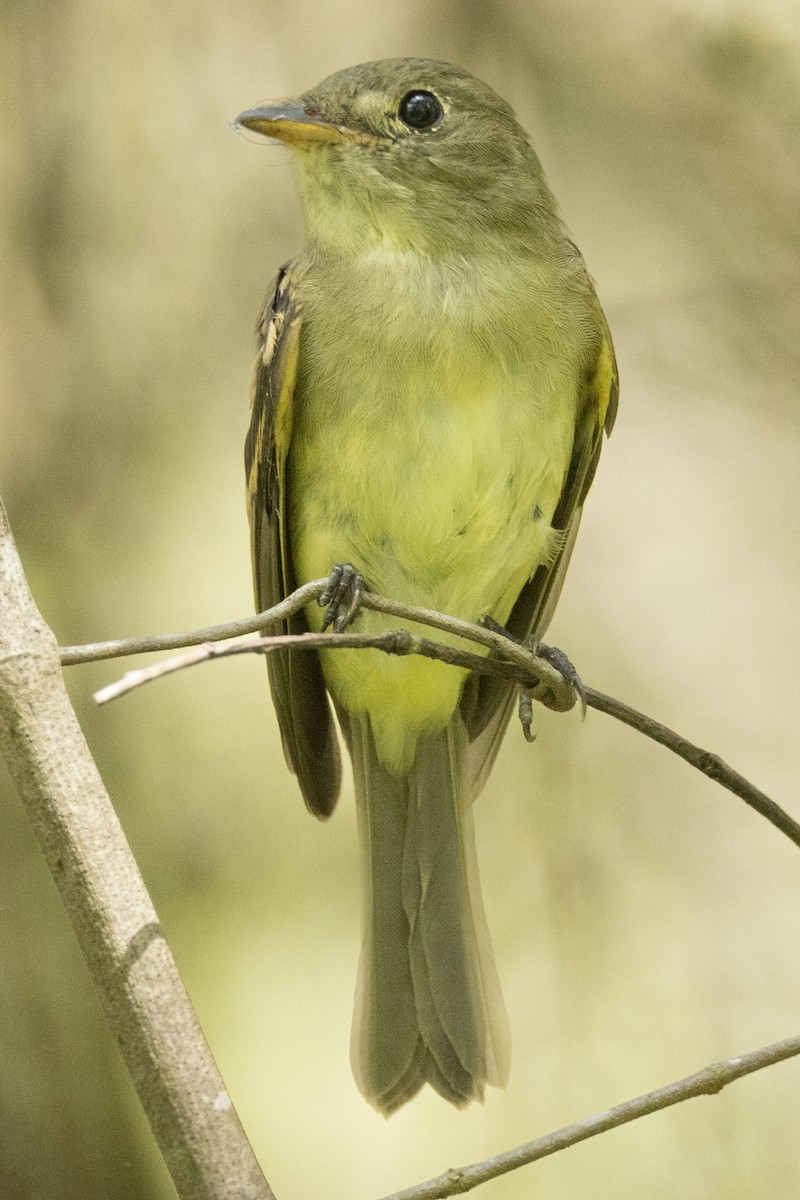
[59,581,800,852]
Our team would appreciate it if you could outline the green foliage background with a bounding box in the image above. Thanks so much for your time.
[1,1,799,1196]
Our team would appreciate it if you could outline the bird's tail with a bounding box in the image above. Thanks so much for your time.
[348,713,510,1115]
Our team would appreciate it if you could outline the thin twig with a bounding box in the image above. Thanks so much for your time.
[92,630,556,706]
[0,500,275,1200]
[59,579,328,665]
[61,582,572,705]
[63,583,800,852]
[379,1032,800,1200]
[585,688,800,851]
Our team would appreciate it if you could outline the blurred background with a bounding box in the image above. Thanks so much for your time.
[2,0,799,1196]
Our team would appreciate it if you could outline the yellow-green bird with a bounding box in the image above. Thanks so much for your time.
[235,58,617,1116]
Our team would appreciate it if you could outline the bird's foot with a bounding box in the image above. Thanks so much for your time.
[480,618,585,737]
[537,643,586,716]
[517,646,584,740]
[319,563,365,632]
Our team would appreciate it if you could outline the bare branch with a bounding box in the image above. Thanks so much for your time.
[585,688,800,851]
[59,579,328,665]
[64,583,800,852]
[92,629,555,707]
[379,1033,800,1200]
[62,583,573,709]
[0,500,275,1200]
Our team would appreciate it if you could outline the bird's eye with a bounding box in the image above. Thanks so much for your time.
[398,90,444,131]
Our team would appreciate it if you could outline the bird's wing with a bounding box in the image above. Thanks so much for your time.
[462,312,619,794]
[245,261,341,818]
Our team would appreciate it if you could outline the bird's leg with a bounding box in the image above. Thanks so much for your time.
[319,563,365,633]
[481,614,523,643]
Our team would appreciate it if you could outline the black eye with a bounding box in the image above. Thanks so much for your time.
[398,90,444,130]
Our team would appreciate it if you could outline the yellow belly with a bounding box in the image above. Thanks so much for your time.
[290,325,578,772]
[287,264,582,768]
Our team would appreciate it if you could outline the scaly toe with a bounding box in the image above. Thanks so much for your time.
[319,563,365,632]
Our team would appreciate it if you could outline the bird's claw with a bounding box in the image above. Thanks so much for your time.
[319,563,365,632]
[536,643,586,716]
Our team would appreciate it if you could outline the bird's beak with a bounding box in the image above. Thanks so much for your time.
[233,102,359,147]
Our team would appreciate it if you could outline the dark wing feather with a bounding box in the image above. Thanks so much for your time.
[245,262,341,819]
[463,315,619,796]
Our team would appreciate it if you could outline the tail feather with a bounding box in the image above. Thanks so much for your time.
[350,720,422,1110]
[349,713,510,1115]
[407,724,510,1092]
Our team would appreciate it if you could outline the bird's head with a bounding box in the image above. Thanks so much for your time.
[234,58,557,256]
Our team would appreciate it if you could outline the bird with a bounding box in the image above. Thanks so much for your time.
[235,57,617,1116]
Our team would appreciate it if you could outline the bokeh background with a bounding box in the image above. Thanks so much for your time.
[2,1,799,1197]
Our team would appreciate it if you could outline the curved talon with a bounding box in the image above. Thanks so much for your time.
[537,643,586,717]
[319,563,365,632]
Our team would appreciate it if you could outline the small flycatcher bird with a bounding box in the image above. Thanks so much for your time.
[235,58,617,1116]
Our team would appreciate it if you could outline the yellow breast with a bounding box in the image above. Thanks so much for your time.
[289,253,586,771]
